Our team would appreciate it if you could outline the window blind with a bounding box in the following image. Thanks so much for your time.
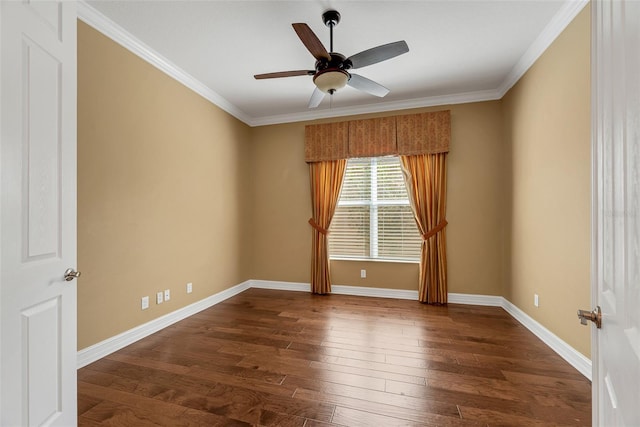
[329,156,421,261]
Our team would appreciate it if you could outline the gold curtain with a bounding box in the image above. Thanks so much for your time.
[305,111,450,299]
[309,159,347,294]
[401,153,448,304]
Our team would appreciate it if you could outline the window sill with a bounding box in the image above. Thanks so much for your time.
[330,257,419,265]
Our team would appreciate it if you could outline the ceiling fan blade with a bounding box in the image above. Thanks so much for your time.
[308,87,325,108]
[347,74,390,97]
[254,70,315,79]
[347,41,409,69]
[292,23,331,61]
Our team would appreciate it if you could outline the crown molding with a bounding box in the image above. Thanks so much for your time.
[249,88,502,127]
[497,0,589,97]
[77,0,587,127]
[76,1,253,126]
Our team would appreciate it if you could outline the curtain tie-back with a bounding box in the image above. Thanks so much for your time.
[308,218,329,235]
[422,219,448,240]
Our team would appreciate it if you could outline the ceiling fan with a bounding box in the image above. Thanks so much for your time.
[254,10,409,108]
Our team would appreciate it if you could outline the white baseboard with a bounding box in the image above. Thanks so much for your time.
[76,280,251,368]
[249,279,309,292]
[252,280,503,305]
[77,279,592,381]
[501,298,592,380]
[449,292,503,306]
[332,284,418,300]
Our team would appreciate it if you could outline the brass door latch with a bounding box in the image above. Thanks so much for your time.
[577,306,602,329]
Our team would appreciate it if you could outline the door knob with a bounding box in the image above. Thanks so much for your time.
[63,268,81,282]
[577,306,602,329]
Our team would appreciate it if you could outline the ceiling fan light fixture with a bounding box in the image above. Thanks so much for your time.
[313,69,349,94]
[255,9,409,108]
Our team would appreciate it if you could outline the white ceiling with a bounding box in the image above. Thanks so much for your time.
[80,1,588,126]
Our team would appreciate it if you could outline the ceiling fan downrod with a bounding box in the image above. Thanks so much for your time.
[322,10,341,53]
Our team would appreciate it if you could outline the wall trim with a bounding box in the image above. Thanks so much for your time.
[501,298,592,380]
[497,0,589,97]
[76,0,586,127]
[448,292,503,306]
[249,279,310,292]
[331,284,418,300]
[249,89,502,127]
[76,1,253,126]
[77,279,591,381]
[76,280,251,368]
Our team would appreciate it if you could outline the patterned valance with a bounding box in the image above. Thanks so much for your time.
[397,110,450,155]
[304,121,349,162]
[349,117,397,158]
[304,110,450,162]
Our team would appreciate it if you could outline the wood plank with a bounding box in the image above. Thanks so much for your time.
[77,288,590,426]
[293,388,484,426]
[309,360,426,386]
[77,393,102,416]
[330,406,438,427]
[80,368,332,426]
[286,375,460,417]
[459,405,587,426]
[81,400,219,427]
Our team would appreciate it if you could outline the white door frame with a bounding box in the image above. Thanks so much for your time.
[590,1,599,420]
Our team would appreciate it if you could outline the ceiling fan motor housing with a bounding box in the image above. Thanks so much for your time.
[313,52,351,94]
[315,52,351,72]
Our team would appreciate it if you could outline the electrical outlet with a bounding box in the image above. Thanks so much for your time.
[156,291,163,304]
[164,289,171,301]
[360,269,366,278]
[141,296,149,310]
[534,293,539,307]
[186,282,193,294]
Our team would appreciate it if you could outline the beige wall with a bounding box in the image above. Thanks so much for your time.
[77,22,252,350]
[77,6,591,359]
[502,7,591,357]
[249,102,506,296]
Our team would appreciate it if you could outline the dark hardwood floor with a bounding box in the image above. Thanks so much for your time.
[78,288,591,426]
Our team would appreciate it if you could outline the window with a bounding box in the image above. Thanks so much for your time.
[329,156,421,261]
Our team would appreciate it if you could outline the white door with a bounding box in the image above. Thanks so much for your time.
[591,0,640,425]
[0,1,78,426]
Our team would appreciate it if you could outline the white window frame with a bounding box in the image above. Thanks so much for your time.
[330,156,419,263]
